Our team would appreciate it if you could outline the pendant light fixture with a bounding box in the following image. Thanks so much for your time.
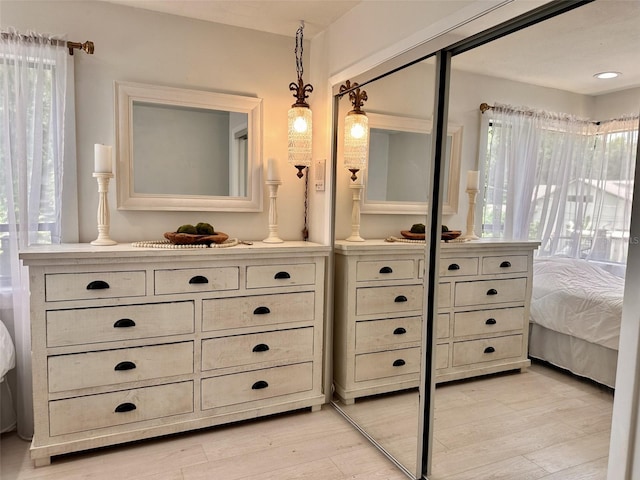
[340,80,369,181]
[288,21,313,179]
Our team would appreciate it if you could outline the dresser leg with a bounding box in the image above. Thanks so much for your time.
[34,456,51,467]
[311,404,322,412]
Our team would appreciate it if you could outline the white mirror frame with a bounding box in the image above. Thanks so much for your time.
[361,112,461,215]
[115,81,263,212]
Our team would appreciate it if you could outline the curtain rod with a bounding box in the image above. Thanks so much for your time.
[1,32,94,55]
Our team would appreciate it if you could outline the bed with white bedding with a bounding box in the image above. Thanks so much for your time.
[0,319,16,433]
[528,257,624,388]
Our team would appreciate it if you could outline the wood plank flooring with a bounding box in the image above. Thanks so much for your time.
[0,362,612,480]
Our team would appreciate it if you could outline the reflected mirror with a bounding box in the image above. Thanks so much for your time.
[363,113,461,215]
[115,81,263,212]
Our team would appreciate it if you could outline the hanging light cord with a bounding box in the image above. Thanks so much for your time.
[295,22,304,84]
[290,21,313,106]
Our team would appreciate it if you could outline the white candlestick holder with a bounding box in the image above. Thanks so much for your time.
[460,187,480,241]
[263,180,283,243]
[90,172,117,246]
[346,181,365,242]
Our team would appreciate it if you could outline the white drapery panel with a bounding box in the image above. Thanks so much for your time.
[482,103,638,266]
[0,30,71,439]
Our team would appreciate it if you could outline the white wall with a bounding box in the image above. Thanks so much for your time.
[2,0,314,243]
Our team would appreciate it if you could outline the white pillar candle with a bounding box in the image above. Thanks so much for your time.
[94,144,112,173]
[267,158,279,181]
[466,170,479,191]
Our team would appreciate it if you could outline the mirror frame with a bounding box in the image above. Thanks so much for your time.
[115,81,263,212]
[361,112,461,215]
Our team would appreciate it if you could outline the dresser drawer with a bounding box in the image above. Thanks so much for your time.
[439,283,451,308]
[482,255,528,275]
[454,278,527,307]
[452,334,523,367]
[202,292,314,331]
[437,313,450,339]
[49,381,194,436]
[45,271,146,302]
[202,328,313,371]
[356,260,416,282]
[355,347,421,382]
[355,316,422,352]
[246,263,315,289]
[439,257,479,277]
[48,342,193,393]
[453,307,525,337]
[356,285,423,316]
[46,301,194,347]
[436,343,449,369]
[154,267,239,295]
[201,362,313,410]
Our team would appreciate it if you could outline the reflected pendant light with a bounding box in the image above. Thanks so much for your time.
[340,80,369,181]
[288,21,313,179]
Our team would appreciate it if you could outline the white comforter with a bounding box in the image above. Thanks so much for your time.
[530,257,624,350]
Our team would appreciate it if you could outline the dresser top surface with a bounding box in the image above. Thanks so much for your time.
[19,241,330,265]
[334,239,540,254]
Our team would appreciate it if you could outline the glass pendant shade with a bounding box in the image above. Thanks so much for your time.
[288,106,313,168]
[343,111,369,171]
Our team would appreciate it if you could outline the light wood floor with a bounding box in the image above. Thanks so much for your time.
[0,362,612,480]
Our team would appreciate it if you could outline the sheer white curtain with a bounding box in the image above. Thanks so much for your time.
[0,30,71,439]
[482,103,638,266]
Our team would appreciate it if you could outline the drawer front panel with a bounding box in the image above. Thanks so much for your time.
[155,267,239,295]
[482,255,528,275]
[201,362,313,410]
[356,285,423,316]
[356,260,415,282]
[355,347,421,382]
[452,335,523,367]
[246,263,315,289]
[436,344,449,370]
[437,314,450,339]
[202,328,314,371]
[453,307,525,338]
[355,316,422,352]
[202,292,315,331]
[454,278,527,307]
[439,283,451,308]
[49,381,194,436]
[46,301,194,347]
[439,257,479,277]
[45,271,146,302]
[48,342,194,393]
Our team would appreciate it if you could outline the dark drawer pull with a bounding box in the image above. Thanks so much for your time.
[87,280,109,290]
[484,346,495,354]
[115,402,136,413]
[189,275,209,284]
[485,318,497,325]
[379,266,393,274]
[487,288,498,296]
[393,327,407,335]
[113,318,136,328]
[394,295,408,303]
[253,306,271,315]
[392,359,406,367]
[252,380,269,390]
[114,361,136,371]
[448,263,460,271]
[252,343,270,352]
[274,271,291,279]
[500,261,512,268]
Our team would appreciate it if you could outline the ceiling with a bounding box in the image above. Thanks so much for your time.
[103,0,640,97]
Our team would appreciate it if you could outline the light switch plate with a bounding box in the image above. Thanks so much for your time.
[315,159,326,191]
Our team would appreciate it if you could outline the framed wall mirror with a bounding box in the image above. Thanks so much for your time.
[115,81,263,212]
[362,112,462,215]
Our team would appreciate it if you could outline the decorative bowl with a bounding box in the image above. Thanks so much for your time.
[400,230,425,240]
[441,230,462,242]
[164,231,229,245]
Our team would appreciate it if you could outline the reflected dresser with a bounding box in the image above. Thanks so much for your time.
[333,239,538,403]
[19,242,329,466]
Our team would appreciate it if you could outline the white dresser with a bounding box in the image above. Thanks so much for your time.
[332,240,538,403]
[19,242,329,466]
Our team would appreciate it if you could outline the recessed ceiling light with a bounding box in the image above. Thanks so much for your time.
[594,71,621,79]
